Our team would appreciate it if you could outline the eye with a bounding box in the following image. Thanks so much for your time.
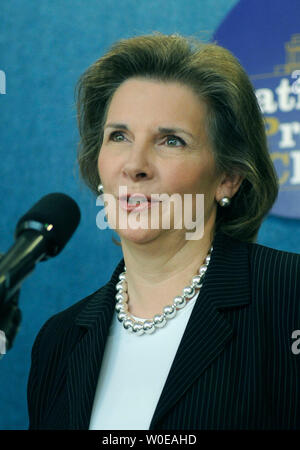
[108,131,127,142]
[164,135,186,147]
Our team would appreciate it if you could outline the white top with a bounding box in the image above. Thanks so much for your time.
[89,291,199,430]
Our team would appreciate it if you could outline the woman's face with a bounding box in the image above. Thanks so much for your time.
[98,77,224,244]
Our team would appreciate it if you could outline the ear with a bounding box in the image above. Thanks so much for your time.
[215,172,245,202]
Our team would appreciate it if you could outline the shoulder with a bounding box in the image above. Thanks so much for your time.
[30,257,125,360]
[247,238,300,259]
[214,230,299,288]
[39,286,103,334]
[245,240,300,320]
[30,284,107,366]
[247,240,300,279]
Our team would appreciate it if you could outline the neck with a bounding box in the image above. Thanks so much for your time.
[119,223,215,318]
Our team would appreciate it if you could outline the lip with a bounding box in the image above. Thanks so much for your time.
[118,193,154,201]
[118,196,160,212]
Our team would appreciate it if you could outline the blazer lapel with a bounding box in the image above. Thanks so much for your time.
[66,257,125,429]
[149,231,251,429]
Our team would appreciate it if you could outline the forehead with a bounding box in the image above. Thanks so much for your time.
[105,78,207,135]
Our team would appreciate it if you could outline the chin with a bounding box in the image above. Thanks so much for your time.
[118,228,162,244]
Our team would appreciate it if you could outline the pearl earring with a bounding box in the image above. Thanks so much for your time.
[97,184,104,194]
[219,196,231,207]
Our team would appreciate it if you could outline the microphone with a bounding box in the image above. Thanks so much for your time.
[0,193,81,306]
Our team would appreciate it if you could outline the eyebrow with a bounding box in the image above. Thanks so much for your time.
[104,123,196,140]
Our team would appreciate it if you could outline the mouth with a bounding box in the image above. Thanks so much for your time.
[118,194,161,212]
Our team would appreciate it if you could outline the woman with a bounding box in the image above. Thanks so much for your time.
[27,32,300,430]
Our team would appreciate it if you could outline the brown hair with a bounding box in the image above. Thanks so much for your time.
[75,31,279,243]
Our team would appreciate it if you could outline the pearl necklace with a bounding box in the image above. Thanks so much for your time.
[115,246,213,336]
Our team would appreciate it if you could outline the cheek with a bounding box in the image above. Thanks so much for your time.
[97,148,104,169]
[188,157,218,192]
[171,165,213,194]
[97,149,111,179]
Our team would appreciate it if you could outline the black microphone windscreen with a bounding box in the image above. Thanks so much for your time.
[15,193,81,257]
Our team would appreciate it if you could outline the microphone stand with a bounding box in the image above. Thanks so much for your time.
[0,254,22,357]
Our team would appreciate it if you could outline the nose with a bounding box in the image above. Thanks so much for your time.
[121,141,154,181]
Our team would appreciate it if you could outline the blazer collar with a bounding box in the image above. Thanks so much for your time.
[68,230,251,429]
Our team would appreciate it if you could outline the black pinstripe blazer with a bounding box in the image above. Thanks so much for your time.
[27,231,300,430]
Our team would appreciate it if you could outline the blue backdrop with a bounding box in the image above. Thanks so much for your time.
[0,0,299,430]
[213,0,300,219]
